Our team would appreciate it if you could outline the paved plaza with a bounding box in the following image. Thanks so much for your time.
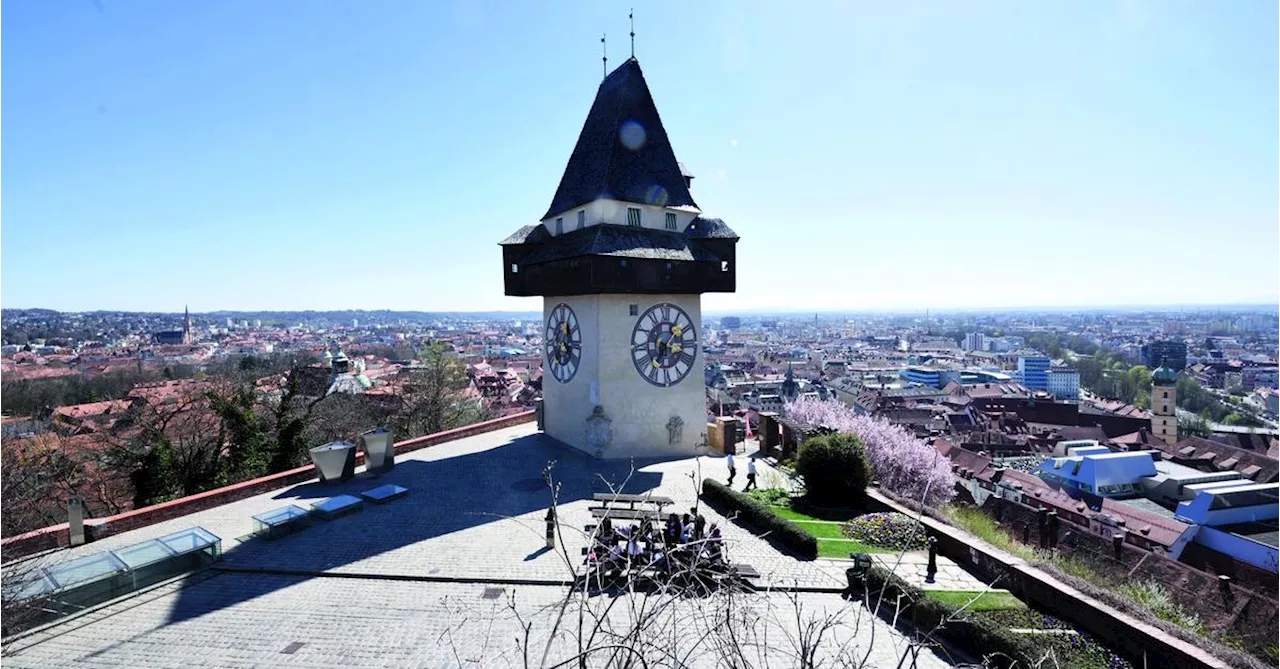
[3,424,970,668]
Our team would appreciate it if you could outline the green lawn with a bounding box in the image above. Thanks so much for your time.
[816,538,892,558]
[925,590,1026,613]
[768,505,821,522]
[779,511,892,557]
[791,520,846,539]
[769,505,857,523]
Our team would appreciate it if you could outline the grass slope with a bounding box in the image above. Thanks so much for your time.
[925,590,1025,613]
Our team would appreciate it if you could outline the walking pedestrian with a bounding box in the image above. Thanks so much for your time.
[726,451,736,486]
[743,456,758,492]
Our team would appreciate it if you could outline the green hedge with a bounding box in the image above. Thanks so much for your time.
[863,566,1042,669]
[701,479,818,560]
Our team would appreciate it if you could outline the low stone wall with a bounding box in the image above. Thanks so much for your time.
[865,489,1232,669]
[1,411,536,562]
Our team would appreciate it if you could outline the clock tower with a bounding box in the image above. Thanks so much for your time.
[500,58,739,458]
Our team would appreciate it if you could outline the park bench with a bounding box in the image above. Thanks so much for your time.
[593,492,675,509]
[589,507,662,521]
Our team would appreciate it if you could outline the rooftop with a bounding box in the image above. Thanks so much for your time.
[542,58,697,220]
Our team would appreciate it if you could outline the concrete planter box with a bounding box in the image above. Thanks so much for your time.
[309,441,357,483]
[359,428,394,474]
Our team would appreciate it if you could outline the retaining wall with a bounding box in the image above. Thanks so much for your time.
[865,489,1233,669]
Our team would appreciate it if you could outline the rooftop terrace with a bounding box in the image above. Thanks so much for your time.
[2,422,952,668]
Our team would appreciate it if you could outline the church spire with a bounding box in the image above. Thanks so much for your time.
[183,305,192,344]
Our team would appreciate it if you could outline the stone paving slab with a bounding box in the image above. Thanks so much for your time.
[814,552,1006,593]
[8,425,834,589]
[3,571,956,668]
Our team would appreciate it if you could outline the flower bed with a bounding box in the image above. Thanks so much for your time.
[979,609,1133,669]
[842,512,928,551]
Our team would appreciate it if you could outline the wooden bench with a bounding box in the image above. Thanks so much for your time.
[730,563,761,579]
[589,507,662,521]
[593,493,675,509]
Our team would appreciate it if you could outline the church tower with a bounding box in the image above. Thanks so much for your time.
[500,58,739,458]
[1151,362,1178,446]
[183,305,192,344]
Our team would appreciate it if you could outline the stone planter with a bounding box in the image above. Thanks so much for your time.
[359,428,394,474]
[309,441,357,483]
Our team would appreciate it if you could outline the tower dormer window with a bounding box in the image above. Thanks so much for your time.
[577,210,585,229]
[555,218,563,235]
[665,212,677,230]
[627,207,642,227]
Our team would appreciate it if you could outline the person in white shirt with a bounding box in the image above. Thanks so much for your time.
[725,452,737,486]
[626,526,644,568]
[743,456,758,491]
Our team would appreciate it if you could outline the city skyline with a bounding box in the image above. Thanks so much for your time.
[3,1,1277,312]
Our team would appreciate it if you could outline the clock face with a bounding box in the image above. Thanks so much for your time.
[631,303,698,387]
[545,303,581,383]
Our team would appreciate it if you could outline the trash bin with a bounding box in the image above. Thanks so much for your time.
[310,441,357,483]
[359,428,394,475]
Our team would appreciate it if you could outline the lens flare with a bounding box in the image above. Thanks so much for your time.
[644,184,669,206]
[619,120,646,150]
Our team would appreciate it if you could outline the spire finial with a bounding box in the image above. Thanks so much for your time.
[601,34,607,79]
[629,9,635,58]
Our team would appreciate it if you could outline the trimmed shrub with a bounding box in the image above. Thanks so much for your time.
[795,432,870,506]
[701,479,818,559]
[843,512,928,551]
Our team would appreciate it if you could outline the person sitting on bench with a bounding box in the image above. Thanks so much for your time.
[706,524,724,564]
[664,513,681,551]
[626,525,644,569]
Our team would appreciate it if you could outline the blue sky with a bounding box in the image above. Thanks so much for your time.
[3,1,1277,313]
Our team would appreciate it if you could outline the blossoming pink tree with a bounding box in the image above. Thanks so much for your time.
[784,395,955,508]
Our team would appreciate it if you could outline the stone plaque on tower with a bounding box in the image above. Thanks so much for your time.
[499,58,739,458]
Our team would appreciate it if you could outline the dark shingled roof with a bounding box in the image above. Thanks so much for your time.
[686,217,739,239]
[542,58,697,220]
[499,225,549,246]
[515,224,720,265]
